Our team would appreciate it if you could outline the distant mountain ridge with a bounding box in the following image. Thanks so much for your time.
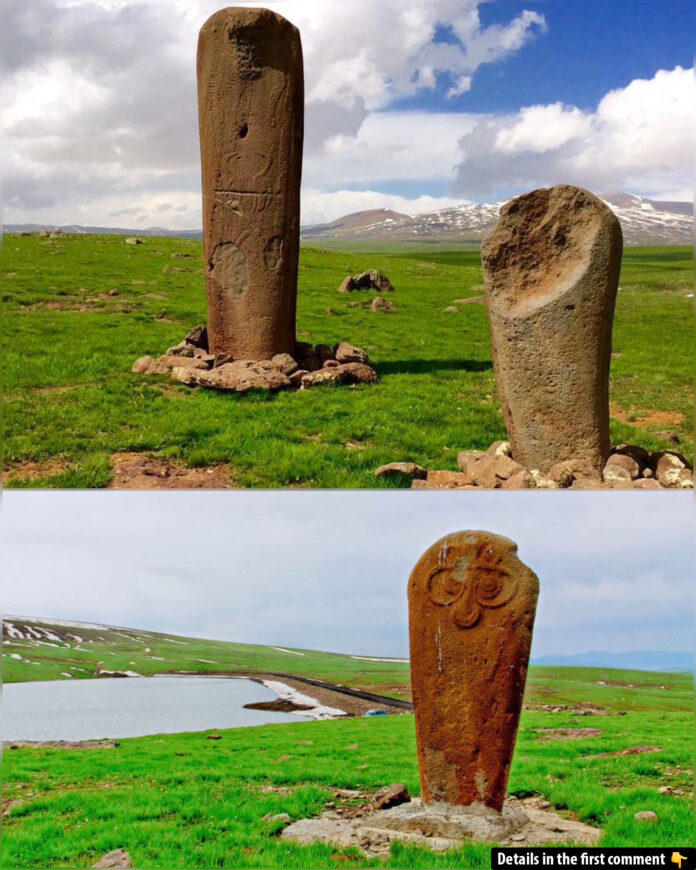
[4,192,690,245]
[531,650,693,673]
[301,191,691,246]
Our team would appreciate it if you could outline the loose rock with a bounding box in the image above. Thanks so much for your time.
[373,784,410,810]
[375,462,427,482]
[92,849,132,868]
[335,342,369,364]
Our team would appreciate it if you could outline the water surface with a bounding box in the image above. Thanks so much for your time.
[2,676,308,741]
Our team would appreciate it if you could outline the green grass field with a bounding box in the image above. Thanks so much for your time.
[2,235,692,487]
[3,620,694,865]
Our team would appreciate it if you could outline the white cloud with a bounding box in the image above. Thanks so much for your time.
[453,65,694,198]
[2,491,692,658]
[0,0,545,227]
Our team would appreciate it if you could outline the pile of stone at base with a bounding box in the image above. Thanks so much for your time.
[281,785,600,856]
[376,440,693,490]
[132,326,378,393]
[337,270,395,294]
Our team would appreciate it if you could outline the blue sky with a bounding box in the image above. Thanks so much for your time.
[3,491,693,660]
[2,0,692,227]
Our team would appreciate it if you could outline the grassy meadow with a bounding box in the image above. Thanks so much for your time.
[3,690,693,866]
[3,620,694,864]
[2,234,692,488]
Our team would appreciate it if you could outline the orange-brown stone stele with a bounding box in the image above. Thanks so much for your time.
[482,185,622,474]
[408,531,539,812]
[197,7,304,360]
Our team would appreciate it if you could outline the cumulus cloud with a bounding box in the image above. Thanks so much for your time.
[453,65,694,198]
[1,0,545,227]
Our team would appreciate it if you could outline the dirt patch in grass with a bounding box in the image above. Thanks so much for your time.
[537,728,603,741]
[610,402,685,428]
[6,739,119,750]
[585,745,661,759]
[3,458,74,484]
[109,452,235,490]
[453,295,486,305]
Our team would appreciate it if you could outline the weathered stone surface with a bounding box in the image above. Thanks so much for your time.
[282,818,356,847]
[269,353,298,375]
[133,354,210,375]
[603,453,640,483]
[373,784,411,810]
[185,324,208,349]
[198,8,303,360]
[482,185,622,474]
[371,297,396,312]
[500,469,536,489]
[413,471,474,489]
[172,360,291,393]
[653,451,693,488]
[92,850,132,868]
[301,368,343,388]
[456,450,485,474]
[408,531,539,811]
[375,462,428,482]
[335,342,369,364]
[468,454,525,488]
[338,362,378,384]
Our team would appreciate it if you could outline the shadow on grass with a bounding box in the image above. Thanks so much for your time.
[376,358,492,375]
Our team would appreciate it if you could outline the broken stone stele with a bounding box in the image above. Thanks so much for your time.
[378,530,539,841]
[197,7,303,360]
[482,185,622,474]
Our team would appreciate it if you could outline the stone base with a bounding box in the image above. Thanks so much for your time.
[133,327,378,394]
[281,797,601,855]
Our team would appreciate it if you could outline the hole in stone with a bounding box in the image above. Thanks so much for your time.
[565,304,575,311]
[239,123,249,139]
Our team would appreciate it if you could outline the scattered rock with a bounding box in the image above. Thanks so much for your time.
[338,363,378,385]
[263,812,292,823]
[585,745,661,760]
[634,811,658,823]
[206,734,222,740]
[653,451,693,488]
[373,784,410,810]
[173,360,291,393]
[456,450,486,474]
[537,729,602,742]
[412,471,473,489]
[468,453,525,488]
[335,342,369,364]
[282,818,356,848]
[337,270,395,293]
[301,368,344,389]
[501,470,536,489]
[185,325,209,349]
[92,849,132,868]
[269,353,299,375]
[442,306,459,313]
[603,453,641,482]
[124,237,144,245]
[375,462,427,482]
[371,297,396,312]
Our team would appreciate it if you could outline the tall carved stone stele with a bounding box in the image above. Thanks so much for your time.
[197,7,304,360]
[482,185,622,474]
[408,531,539,813]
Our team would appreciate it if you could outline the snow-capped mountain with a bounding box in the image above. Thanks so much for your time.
[301,192,692,246]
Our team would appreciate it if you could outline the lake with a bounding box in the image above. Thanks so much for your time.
[2,676,309,741]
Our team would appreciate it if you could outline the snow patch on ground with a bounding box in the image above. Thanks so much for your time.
[262,680,347,720]
[350,656,409,663]
[270,647,305,656]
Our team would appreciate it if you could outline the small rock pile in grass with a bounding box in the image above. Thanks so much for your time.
[376,440,693,490]
[337,269,395,294]
[133,326,378,394]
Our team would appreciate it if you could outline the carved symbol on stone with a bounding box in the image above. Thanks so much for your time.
[263,235,283,271]
[427,541,515,629]
[209,241,249,300]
